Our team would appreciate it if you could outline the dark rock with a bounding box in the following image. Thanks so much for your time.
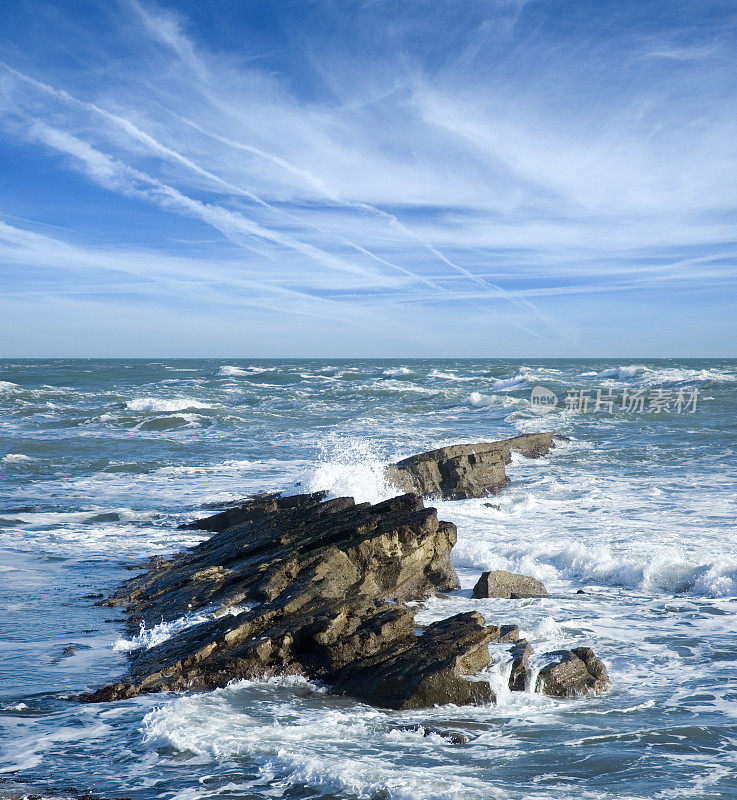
[472,570,547,599]
[576,589,586,594]
[330,612,497,709]
[179,491,327,531]
[493,624,521,643]
[80,493,502,710]
[384,433,555,500]
[535,647,610,697]
[483,503,501,510]
[508,641,533,691]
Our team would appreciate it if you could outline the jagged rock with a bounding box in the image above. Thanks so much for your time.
[80,493,502,709]
[535,647,610,697]
[494,624,521,643]
[472,570,547,599]
[508,640,533,691]
[384,433,555,500]
[330,612,497,709]
[179,491,328,532]
[393,724,474,745]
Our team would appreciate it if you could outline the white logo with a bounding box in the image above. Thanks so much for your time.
[530,385,558,414]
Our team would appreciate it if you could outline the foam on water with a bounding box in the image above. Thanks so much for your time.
[2,358,737,800]
[113,604,256,652]
[126,397,210,412]
[1,454,36,464]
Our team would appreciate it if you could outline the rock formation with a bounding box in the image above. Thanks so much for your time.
[81,492,502,708]
[79,435,609,710]
[472,570,548,599]
[535,648,610,696]
[385,432,555,500]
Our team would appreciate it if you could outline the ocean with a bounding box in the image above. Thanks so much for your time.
[0,358,735,800]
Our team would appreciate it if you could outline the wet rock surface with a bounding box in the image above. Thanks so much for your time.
[79,436,609,709]
[385,432,555,500]
[81,492,501,709]
[472,570,548,599]
[535,647,610,696]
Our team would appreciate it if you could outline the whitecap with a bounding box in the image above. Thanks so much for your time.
[2,454,36,464]
[217,365,252,377]
[126,397,210,412]
[382,366,414,378]
[306,438,393,504]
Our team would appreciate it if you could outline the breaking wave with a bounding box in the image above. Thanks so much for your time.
[126,397,210,412]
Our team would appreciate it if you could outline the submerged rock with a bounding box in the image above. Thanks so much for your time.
[384,433,555,500]
[80,492,501,709]
[472,570,547,599]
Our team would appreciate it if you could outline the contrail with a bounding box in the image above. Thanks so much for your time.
[1,62,556,342]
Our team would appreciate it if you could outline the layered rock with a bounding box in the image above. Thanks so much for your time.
[472,570,548,599]
[79,434,611,709]
[385,432,555,500]
[81,493,502,709]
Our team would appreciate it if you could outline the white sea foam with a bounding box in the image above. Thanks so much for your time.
[126,397,210,412]
[382,366,413,377]
[217,365,252,377]
[1,454,36,464]
[468,391,491,407]
[0,380,20,392]
[585,364,737,385]
[592,364,647,380]
[141,679,496,800]
[113,603,255,652]
[306,438,393,504]
[492,372,530,391]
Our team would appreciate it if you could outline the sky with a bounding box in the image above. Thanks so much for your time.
[1,0,736,357]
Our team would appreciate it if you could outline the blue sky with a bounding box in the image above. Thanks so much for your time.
[1,0,736,357]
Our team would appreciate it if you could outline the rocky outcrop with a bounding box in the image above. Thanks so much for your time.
[179,491,328,532]
[385,432,555,500]
[472,570,548,599]
[535,648,610,697]
[78,433,611,710]
[81,492,503,709]
[503,640,610,696]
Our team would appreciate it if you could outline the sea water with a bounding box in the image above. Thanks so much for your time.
[0,358,735,800]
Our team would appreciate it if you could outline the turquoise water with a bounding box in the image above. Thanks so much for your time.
[1,359,736,799]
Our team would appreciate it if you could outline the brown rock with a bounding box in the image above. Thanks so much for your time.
[535,647,610,697]
[472,570,547,599]
[80,493,503,710]
[384,433,555,500]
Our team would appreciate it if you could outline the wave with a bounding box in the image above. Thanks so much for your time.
[0,380,20,392]
[585,364,737,385]
[453,536,737,598]
[491,371,531,391]
[428,369,476,382]
[141,678,488,800]
[383,366,414,378]
[126,397,210,412]
[217,365,252,377]
[468,392,492,407]
[306,438,393,504]
[590,364,647,380]
[1,454,37,464]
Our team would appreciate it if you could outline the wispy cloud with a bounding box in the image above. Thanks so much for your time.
[0,0,735,355]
